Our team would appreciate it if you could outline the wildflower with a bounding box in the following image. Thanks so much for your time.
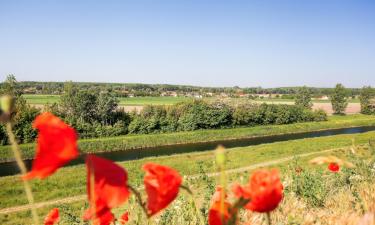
[83,207,114,225]
[23,112,79,180]
[143,163,182,216]
[85,155,130,224]
[208,187,232,225]
[44,208,59,225]
[328,162,340,172]
[234,169,283,213]
[119,211,129,225]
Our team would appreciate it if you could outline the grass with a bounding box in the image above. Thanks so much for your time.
[118,96,191,105]
[1,114,375,161]
[0,130,375,224]
[23,94,191,106]
[23,94,360,106]
[23,94,60,105]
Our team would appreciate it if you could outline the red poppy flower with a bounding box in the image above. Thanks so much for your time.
[23,112,79,180]
[83,206,114,225]
[234,169,283,213]
[328,162,340,172]
[85,155,130,224]
[44,208,59,225]
[119,211,129,225]
[208,187,232,225]
[143,163,182,216]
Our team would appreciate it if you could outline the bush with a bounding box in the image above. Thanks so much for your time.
[233,103,327,127]
[290,169,329,207]
[177,100,232,131]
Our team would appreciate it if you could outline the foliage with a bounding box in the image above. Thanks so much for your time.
[359,86,375,115]
[330,83,348,115]
[295,86,313,109]
[289,169,329,207]
[232,103,327,126]
[0,75,40,144]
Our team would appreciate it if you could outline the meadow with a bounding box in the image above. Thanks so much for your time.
[23,94,191,106]
[0,130,374,224]
[1,114,375,161]
[23,94,360,106]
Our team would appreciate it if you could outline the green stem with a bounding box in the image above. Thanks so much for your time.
[88,161,96,225]
[180,185,205,225]
[128,185,149,217]
[266,212,271,225]
[6,122,40,225]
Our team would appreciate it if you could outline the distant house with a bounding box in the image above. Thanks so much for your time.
[254,94,270,99]
[370,98,375,109]
[314,95,329,100]
[160,91,178,97]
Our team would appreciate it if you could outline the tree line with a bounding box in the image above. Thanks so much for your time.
[0,78,364,97]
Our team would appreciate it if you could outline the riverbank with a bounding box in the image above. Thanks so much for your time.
[1,114,375,161]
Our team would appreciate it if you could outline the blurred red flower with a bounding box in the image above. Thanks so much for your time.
[234,169,283,213]
[328,162,340,172]
[83,206,114,225]
[44,208,59,225]
[23,112,79,180]
[84,155,130,225]
[143,163,182,216]
[119,211,129,225]
[208,187,232,225]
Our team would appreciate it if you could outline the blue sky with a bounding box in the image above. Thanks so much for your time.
[0,0,374,87]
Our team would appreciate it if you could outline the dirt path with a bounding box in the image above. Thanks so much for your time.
[0,147,341,215]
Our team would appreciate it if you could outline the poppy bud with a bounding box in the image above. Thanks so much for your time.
[0,95,15,114]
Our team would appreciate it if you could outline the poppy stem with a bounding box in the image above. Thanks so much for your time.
[5,122,40,225]
[266,212,272,225]
[180,185,205,225]
[88,161,97,225]
[128,185,149,217]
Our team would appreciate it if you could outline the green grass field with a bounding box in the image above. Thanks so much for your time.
[23,94,61,105]
[1,114,375,161]
[0,130,374,224]
[23,94,191,106]
[23,94,360,106]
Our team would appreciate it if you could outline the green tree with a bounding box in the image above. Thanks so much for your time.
[330,83,348,115]
[96,89,119,124]
[359,86,375,115]
[295,86,313,109]
[1,74,19,96]
[59,81,78,119]
[0,75,40,144]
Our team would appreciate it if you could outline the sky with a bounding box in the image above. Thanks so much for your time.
[0,0,374,88]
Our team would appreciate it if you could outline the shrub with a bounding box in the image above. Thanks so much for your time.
[290,169,329,207]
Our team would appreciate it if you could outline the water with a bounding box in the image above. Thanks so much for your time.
[1,126,375,177]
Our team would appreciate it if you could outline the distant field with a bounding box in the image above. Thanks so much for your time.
[23,94,60,104]
[118,96,191,105]
[23,95,191,106]
[253,98,360,103]
[23,94,360,109]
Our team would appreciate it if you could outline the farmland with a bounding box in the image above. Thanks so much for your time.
[23,94,191,106]
[23,94,360,106]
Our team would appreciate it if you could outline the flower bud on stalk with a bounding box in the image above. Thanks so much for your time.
[0,95,15,122]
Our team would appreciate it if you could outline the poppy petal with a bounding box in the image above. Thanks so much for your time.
[23,112,79,180]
